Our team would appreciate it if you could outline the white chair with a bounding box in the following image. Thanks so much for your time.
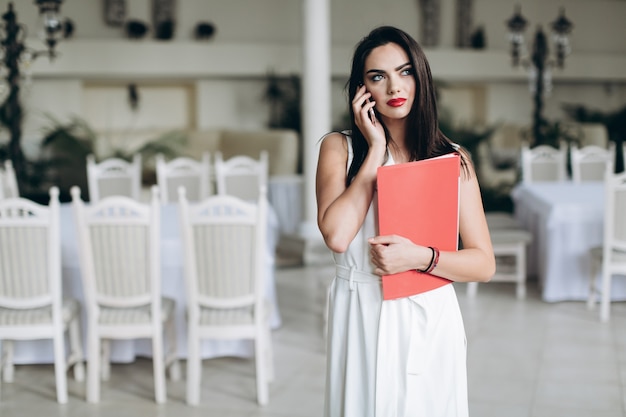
[0,187,84,403]
[467,212,532,299]
[570,144,612,182]
[588,162,626,321]
[214,151,269,201]
[521,141,568,183]
[86,154,142,202]
[155,152,211,203]
[71,186,179,403]
[0,160,19,199]
[579,123,609,148]
[178,185,273,406]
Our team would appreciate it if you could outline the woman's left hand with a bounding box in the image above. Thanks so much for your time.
[368,235,430,276]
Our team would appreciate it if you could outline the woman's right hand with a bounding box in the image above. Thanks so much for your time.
[353,85,386,149]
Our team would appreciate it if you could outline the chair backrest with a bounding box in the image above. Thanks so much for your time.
[603,161,626,252]
[521,141,568,183]
[214,151,268,201]
[178,185,267,319]
[71,185,160,314]
[0,160,19,199]
[0,187,60,312]
[86,154,142,202]
[579,123,609,148]
[570,144,612,182]
[156,153,211,203]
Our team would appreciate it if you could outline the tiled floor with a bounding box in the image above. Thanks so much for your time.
[1,265,625,417]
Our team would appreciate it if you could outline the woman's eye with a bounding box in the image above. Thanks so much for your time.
[401,68,413,76]
[370,74,383,82]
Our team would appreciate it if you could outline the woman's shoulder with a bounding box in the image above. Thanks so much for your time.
[320,130,352,148]
[322,130,351,141]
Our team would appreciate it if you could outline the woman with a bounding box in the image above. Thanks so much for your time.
[316,26,495,417]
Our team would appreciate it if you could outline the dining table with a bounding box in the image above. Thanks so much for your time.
[511,181,626,302]
[11,201,282,364]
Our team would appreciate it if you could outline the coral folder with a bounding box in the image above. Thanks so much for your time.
[376,153,460,300]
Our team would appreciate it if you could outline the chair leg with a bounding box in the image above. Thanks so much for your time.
[100,340,111,381]
[587,259,598,310]
[86,330,101,403]
[68,316,85,382]
[151,327,166,404]
[52,329,69,404]
[516,281,527,299]
[516,245,527,299]
[255,332,269,406]
[2,341,14,383]
[165,316,180,381]
[186,329,201,405]
[265,325,275,383]
[600,268,611,322]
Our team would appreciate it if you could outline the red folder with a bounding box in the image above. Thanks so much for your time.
[376,153,460,300]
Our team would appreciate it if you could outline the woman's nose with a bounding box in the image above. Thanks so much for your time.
[388,78,401,94]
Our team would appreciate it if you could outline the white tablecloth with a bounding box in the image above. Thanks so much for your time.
[268,175,303,235]
[512,181,626,302]
[12,202,281,364]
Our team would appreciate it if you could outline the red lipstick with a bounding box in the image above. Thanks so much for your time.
[387,98,406,107]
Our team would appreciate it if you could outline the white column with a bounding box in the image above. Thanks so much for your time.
[300,0,332,264]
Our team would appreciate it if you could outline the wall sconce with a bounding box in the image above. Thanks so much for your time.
[506,4,573,145]
[35,0,65,56]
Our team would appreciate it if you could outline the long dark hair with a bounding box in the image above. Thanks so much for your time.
[345,26,468,185]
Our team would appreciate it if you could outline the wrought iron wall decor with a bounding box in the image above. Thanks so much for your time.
[506,4,573,145]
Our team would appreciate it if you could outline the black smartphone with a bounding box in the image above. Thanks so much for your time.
[359,84,377,124]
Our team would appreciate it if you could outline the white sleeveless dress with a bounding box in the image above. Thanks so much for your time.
[324,135,469,417]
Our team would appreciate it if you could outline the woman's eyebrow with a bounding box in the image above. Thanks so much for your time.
[365,62,411,74]
[396,62,411,71]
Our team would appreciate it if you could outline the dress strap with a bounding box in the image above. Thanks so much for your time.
[344,134,354,173]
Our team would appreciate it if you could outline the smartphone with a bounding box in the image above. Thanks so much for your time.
[359,84,377,125]
[366,98,377,125]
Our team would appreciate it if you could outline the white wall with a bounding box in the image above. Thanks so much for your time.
[1,0,625,150]
[8,0,626,51]
[6,0,624,52]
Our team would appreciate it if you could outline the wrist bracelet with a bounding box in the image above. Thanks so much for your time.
[425,247,440,274]
[418,246,435,273]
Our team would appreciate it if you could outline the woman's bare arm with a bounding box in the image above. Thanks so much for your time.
[316,133,386,253]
